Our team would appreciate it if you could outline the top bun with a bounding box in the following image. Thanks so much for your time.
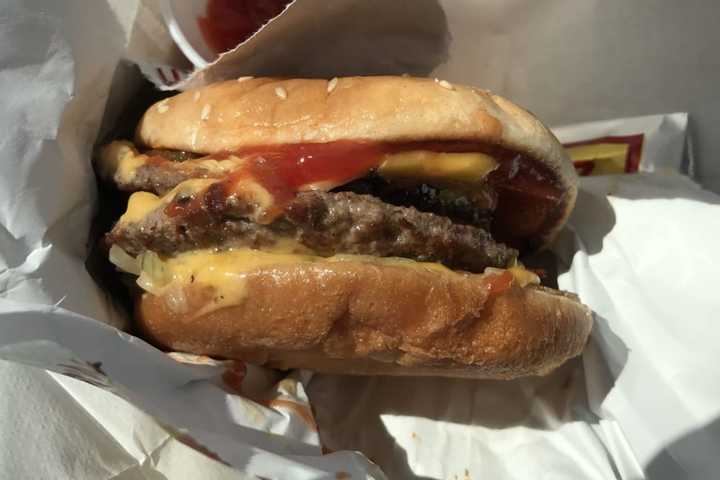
[136,76,577,247]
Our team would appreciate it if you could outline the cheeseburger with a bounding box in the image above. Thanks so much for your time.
[97,76,591,378]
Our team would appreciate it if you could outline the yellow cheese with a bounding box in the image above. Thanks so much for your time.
[119,178,218,224]
[98,141,148,183]
[110,243,543,316]
[484,264,540,287]
[99,141,248,184]
[111,244,464,314]
[127,244,317,314]
[196,158,244,173]
[228,178,276,223]
[172,178,219,195]
[114,246,542,299]
[120,191,161,224]
[507,265,540,287]
[151,247,459,296]
[377,151,498,184]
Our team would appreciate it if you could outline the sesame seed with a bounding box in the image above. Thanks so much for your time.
[156,99,169,114]
[438,79,454,90]
[200,104,211,120]
[237,76,253,83]
[190,129,198,148]
[193,92,200,102]
[275,86,287,99]
[401,73,410,77]
[327,77,338,93]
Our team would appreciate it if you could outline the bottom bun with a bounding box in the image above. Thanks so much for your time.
[137,259,592,379]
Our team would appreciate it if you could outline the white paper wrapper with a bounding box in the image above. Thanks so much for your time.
[1,0,720,478]
[139,0,451,90]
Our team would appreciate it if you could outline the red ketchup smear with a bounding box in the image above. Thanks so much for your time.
[485,270,515,297]
[224,141,387,221]
[164,141,386,222]
[241,141,386,191]
[221,361,247,395]
[197,0,292,55]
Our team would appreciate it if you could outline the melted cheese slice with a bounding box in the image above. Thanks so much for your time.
[507,266,541,287]
[483,265,541,288]
[120,192,161,224]
[99,141,246,183]
[110,244,539,316]
[99,141,147,183]
[378,151,498,184]
[119,179,217,224]
[128,246,457,293]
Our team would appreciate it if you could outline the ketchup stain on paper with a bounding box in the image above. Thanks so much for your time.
[221,360,247,395]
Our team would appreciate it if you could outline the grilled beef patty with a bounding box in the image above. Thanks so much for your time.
[108,190,517,273]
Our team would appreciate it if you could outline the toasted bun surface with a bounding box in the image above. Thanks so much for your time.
[137,259,592,379]
[136,76,577,248]
[137,77,564,164]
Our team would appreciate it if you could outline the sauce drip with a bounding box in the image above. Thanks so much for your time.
[485,270,515,297]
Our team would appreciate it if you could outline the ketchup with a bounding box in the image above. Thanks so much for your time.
[485,271,514,297]
[240,141,386,192]
[197,0,291,55]
[164,141,387,222]
[160,140,565,247]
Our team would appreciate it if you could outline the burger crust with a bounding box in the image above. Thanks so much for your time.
[137,260,592,379]
[136,76,577,247]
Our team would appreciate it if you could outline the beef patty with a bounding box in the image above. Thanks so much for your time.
[108,190,517,273]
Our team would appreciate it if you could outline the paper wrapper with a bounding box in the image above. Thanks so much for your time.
[1,0,719,478]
